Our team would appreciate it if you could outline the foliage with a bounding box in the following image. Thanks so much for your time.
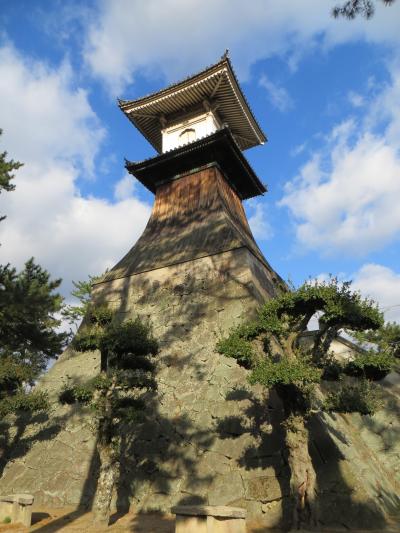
[324,379,382,415]
[0,129,23,222]
[345,350,396,380]
[0,259,67,420]
[2,517,11,524]
[217,277,390,419]
[216,332,254,368]
[332,0,395,19]
[352,321,400,358]
[321,355,344,380]
[0,390,49,419]
[0,259,67,378]
[249,358,322,389]
[217,277,392,528]
[59,383,93,405]
[99,317,158,369]
[0,356,35,394]
[62,274,107,328]
[0,131,62,425]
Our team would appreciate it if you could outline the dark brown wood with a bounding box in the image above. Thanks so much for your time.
[126,128,266,200]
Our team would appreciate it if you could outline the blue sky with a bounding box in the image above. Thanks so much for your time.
[0,0,400,322]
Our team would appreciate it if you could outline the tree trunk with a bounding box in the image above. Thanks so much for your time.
[92,440,118,525]
[284,414,318,530]
[92,374,119,526]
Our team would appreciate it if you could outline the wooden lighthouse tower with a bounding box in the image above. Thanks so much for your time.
[96,53,283,298]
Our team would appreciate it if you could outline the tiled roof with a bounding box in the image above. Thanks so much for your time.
[119,55,266,153]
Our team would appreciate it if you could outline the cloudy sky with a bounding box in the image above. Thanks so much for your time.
[0,0,400,322]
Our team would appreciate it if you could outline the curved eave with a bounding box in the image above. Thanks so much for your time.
[119,57,266,154]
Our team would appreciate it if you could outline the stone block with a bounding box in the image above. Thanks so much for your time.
[0,493,34,527]
[245,476,284,502]
[208,472,244,505]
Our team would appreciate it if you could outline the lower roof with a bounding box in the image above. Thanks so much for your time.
[125,128,266,200]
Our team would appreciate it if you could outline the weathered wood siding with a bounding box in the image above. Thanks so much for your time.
[103,166,276,282]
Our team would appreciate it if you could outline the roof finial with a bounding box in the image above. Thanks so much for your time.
[222,49,229,60]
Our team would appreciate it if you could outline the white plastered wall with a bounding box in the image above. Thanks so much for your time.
[162,111,220,152]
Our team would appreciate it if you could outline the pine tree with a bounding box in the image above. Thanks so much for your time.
[0,260,68,418]
[61,275,102,330]
[59,306,158,525]
[332,0,395,19]
[217,278,394,529]
[0,129,67,419]
[0,129,22,223]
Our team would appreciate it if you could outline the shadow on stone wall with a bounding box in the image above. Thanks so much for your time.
[30,354,218,531]
[214,384,396,531]
[215,387,292,529]
[22,390,101,532]
[0,409,70,480]
[308,415,389,530]
[113,412,215,519]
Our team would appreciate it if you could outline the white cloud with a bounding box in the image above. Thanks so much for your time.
[290,142,307,157]
[247,200,273,241]
[259,74,293,112]
[280,59,400,256]
[308,264,400,326]
[114,174,136,200]
[0,43,151,296]
[353,264,400,323]
[348,90,365,107]
[83,0,400,95]
[0,44,104,175]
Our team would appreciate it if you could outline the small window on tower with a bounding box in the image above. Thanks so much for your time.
[179,128,196,144]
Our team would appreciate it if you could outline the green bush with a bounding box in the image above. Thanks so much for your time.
[344,351,395,380]
[88,304,114,326]
[249,358,322,388]
[3,516,11,524]
[72,324,103,352]
[325,379,382,415]
[216,333,254,368]
[59,384,93,405]
[0,390,49,418]
[321,357,344,381]
[101,318,158,367]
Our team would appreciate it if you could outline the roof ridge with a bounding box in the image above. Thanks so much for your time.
[118,53,228,107]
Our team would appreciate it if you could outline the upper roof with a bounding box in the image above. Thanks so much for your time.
[119,54,267,153]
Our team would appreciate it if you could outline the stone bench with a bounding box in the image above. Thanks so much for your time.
[0,494,34,527]
[171,505,246,533]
